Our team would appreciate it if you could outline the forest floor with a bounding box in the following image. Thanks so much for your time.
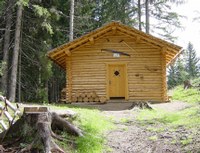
[103,101,200,153]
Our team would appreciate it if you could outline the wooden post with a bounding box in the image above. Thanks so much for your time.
[66,56,72,103]
[161,47,167,102]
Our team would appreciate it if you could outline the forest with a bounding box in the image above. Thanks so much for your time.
[0,0,199,103]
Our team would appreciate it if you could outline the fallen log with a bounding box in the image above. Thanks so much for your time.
[0,107,83,152]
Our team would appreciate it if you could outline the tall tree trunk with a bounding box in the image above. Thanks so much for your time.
[9,4,23,102]
[69,0,74,41]
[1,0,14,96]
[18,48,22,103]
[145,0,150,34]
[138,0,142,31]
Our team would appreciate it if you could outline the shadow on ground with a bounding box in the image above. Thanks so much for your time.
[66,102,134,111]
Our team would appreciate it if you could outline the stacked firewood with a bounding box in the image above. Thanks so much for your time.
[60,88,66,102]
[72,91,106,103]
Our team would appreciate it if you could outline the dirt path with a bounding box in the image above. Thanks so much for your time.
[103,101,200,153]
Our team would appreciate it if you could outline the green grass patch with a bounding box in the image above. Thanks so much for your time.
[120,118,131,123]
[146,127,165,132]
[172,86,200,103]
[137,106,200,128]
[51,105,114,153]
[171,78,200,103]
[148,135,158,141]
[180,138,193,146]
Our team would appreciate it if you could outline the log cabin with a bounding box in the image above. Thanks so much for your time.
[47,21,182,103]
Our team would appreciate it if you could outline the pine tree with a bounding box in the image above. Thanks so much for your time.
[185,42,199,79]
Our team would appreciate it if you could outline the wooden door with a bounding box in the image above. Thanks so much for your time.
[108,64,126,98]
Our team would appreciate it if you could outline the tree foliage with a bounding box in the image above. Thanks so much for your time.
[184,42,199,78]
[168,42,200,89]
[0,0,191,102]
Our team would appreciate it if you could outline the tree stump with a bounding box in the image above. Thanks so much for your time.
[184,80,192,89]
[0,107,83,153]
[129,101,152,110]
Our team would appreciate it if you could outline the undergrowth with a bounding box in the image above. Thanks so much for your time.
[137,106,200,128]
[52,105,113,153]
[172,86,200,103]
[172,78,200,103]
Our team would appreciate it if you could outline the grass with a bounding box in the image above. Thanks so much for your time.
[51,105,114,153]
[180,138,193,146]
[172,86,200,103]
[120,117,131,123]
[0,103,113,153]
[146,127,165,132]
[135,78,199,128]
[137,78,200,148]
[172,78,200,103]
[137,106,200,128]
[148,135,158,141]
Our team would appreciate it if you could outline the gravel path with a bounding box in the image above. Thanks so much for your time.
[103,101,200,153]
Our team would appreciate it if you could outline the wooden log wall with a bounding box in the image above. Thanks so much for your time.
[66,31,165,102]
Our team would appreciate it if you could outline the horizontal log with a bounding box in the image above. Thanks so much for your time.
[128,97,162,101]
[129,89,162,92]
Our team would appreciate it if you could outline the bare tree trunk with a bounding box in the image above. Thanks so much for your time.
[9,4,23,102]
[145,0,150,34]
[138,0,142,31]
[69,0,74,41]
[1,0,14,96]
[18,48,22,103]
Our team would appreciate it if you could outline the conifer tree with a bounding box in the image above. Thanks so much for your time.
[185,42,199,79]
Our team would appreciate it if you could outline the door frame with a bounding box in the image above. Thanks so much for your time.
[106,62,129,100]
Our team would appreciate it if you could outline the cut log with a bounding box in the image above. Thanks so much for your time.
[0,107,83,152]
[86,92,91,98]
[80,92,86,98]
[88,92,93,98]
[88,97,93,102]
[94,97,100,102]
[75,91,81,98]
[100,97,107,103]
[91,91,97,98]
[72,96,77,102]
[83,97,89,103]
[77,97,83,102]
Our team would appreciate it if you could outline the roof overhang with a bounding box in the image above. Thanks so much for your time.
[47,21,182,69]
